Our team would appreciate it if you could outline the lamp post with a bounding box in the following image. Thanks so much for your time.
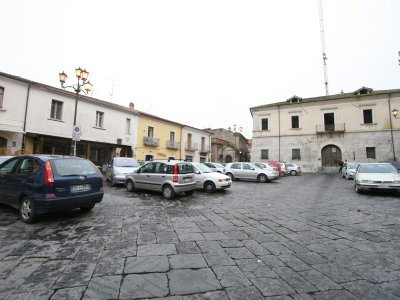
[392,108,399,119]
[228,124,243,162]
[59,67,93,156]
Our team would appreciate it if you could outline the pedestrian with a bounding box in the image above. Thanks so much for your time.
[338,160,344,173]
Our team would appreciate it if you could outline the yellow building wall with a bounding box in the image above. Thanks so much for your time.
[136,116,182,162]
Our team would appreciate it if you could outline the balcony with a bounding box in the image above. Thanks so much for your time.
[316,123,345,133]
[199,145,210,153]
[166,140,180,149]
[185,142,198,151]
[143,136,160,147]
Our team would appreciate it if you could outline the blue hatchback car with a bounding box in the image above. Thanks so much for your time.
[0,155,104,223]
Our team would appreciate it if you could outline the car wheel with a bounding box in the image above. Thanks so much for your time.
[162,185,176,200]
[20,197,38,224]
[204,181,216,193]
[184,190,195,196]
[226,173,235,181]
[126,179,135,192]
[355,184,362,194]
[80,204,95,212]
[257,174,268,183]
[290,170,297,176]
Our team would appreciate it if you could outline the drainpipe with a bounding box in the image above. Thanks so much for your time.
[21,84,31,151]
[180,126,183,160]
[278,105,281,161]
[388,93,396,161]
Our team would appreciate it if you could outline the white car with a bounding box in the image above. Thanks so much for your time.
[192,163,231,193]
[203,162,225,173]
[341,162,360,180]
[354,163,400,194]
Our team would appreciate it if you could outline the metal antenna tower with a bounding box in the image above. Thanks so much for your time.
[318,0,329,96]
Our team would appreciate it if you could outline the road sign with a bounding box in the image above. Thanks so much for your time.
[72,126,81,141]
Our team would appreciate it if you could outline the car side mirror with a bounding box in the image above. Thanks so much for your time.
[108,164,112,168]
[195,171,200,174]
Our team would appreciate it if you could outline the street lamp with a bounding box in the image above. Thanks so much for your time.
[59,67,93,156]
[228,124,243,161]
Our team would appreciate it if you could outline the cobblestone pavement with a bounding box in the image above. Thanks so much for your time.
[0,173,400,299]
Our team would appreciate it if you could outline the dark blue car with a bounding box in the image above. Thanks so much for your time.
[0,155,104,223]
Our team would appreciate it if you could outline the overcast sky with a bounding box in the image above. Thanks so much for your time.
[1,0,400,138]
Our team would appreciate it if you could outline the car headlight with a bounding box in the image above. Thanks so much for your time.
[394,180,400,184]
[361,180,373,183]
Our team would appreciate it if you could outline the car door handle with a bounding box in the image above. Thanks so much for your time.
[162,176,165,178]
[146,175,150,177]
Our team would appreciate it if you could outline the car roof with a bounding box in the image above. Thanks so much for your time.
[11,155,86,162]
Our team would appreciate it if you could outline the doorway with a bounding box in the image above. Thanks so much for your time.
[321,145,342,172]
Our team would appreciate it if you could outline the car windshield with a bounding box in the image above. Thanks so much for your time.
[114,158,140,167]
[347,163,360,169]
[358,164,398,174]
[196,164,212,173]
[52,158,98,176]
[214,163,224,168]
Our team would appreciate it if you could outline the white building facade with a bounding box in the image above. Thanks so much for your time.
[250,87,400,172]
[0,72,138,167]
[182,127,212,163]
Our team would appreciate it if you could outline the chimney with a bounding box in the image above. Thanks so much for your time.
[129,102,135,111]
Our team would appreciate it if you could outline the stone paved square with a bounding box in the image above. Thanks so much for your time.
[0,174,400,299]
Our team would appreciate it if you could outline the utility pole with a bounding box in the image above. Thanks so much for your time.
[318,0,329,96]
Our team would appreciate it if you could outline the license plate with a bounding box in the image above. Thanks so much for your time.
[184,178,192,183]
[71,184,91,192]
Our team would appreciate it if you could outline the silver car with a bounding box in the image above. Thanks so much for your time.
[106,157,141,186]
[125,161,196,199]
[341,162,360,180]
[285,163,301,176]
[354,163,400,194]
[224,162,279,183]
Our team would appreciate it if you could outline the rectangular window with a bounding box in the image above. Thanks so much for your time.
[0,87,4,108]
[292,148,301,160]
[366,147,376,159]
[148,126,154,137]
[50,100,63,120]
[261,118,268,130]
[291,116,299,129]
[126,118,131,134]
[261,149,269,160]
[96,111,104,128]
[170,131,175,141]
[363,109,373,124]
[187,133,192,147]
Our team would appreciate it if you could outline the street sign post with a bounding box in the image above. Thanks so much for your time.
[72,126,81,141]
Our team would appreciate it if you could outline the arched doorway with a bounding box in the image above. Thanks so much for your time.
[321,145,342,172]
[225,155,232,163]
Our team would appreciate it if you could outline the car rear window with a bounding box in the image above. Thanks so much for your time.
[358,164,397,174]
[166,163,193,174]
[51,158,98,176]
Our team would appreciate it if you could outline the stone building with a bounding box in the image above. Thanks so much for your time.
[206,128,250,163]
[250,87,400,172]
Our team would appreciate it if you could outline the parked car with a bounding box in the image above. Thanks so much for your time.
[106,157,141,186]
[285,163,301,176]
[125,161,196,199]
[224,162,279,182]
[192,163,231,193]
[266,161,285,176]
[0,155,104,223]
[203,162,225,173]
[354,163,400,194]
[0,156,13,164]
[341,162,360,180]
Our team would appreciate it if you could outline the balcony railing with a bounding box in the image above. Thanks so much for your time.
[185,142,198,151]
[143,136,160,147]
[199,145,210,153]
[316,123,345,133]
[166,140,180,149]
